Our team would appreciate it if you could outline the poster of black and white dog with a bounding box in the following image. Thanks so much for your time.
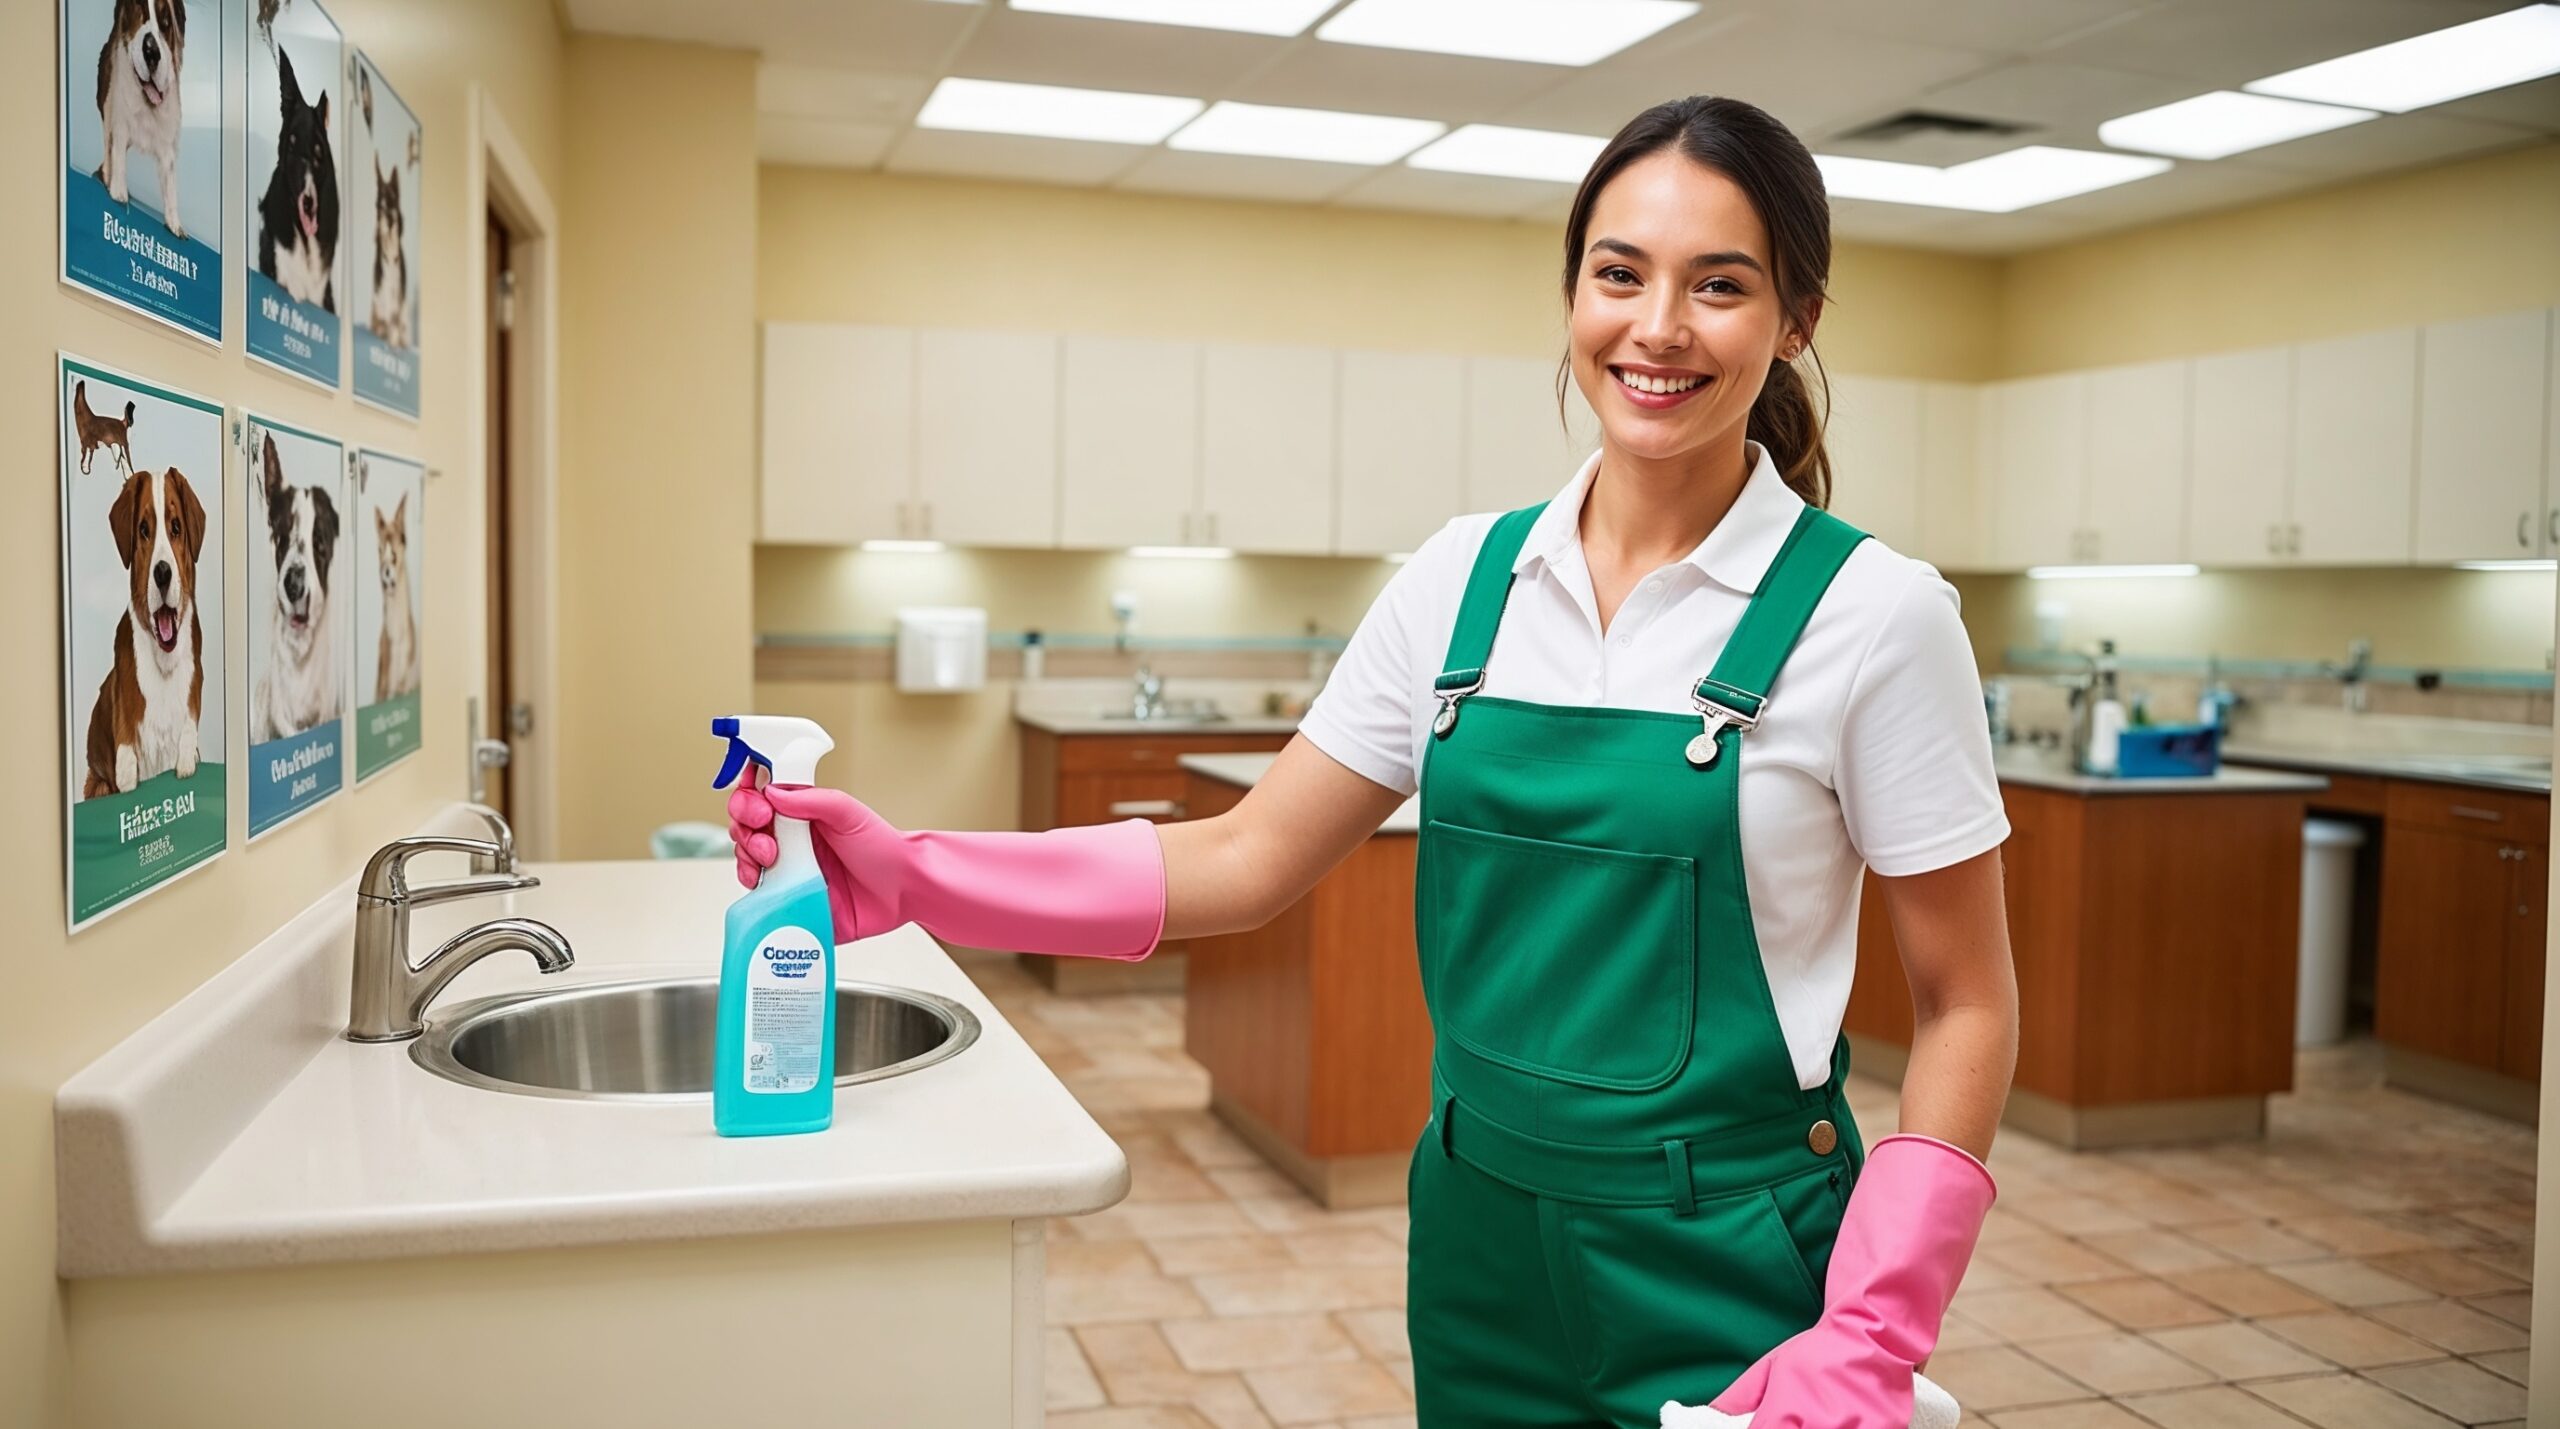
[349,49,421,420]
[351,449,423,781]
[60,0,229,343]
[58,355,229,932]
[245,0,343,388]
[244,415,346,838]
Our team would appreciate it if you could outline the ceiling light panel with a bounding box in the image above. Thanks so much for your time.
[2099,91,2377,159]
[1317,0,1699,67]
[915,76,1204,144]
[1406,123,1606,182]
[1171,101,1446,163]
[1008,0,1339,35]
[2247,4,2560,113]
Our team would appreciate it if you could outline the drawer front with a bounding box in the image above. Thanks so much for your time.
[1058,732,1292,773]
[2386,780,2550,845]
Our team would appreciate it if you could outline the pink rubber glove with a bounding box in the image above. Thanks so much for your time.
[1706,1134,1996,1429]
[729,779,1167,960]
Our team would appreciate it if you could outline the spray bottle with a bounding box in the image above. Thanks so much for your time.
[709,716,839,1137]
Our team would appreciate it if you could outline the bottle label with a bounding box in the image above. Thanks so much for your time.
[743,925,827,1094]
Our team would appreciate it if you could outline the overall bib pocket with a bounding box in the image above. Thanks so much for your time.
[1423,820,1697,1092]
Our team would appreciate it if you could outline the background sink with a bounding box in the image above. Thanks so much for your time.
[411,977,980,1101]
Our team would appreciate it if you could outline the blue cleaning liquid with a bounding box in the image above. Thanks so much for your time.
[710,716,840,1137]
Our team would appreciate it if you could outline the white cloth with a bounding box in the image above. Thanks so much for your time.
[1659,1373,1963,1429]
[1298,442,2011,1091]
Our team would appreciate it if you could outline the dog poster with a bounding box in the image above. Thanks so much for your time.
[245,0,344,387]
[348,51,421,420]
[58,356,228,931]
[59,0,228,344]
[351,449,422,781]
[243,416,346,838]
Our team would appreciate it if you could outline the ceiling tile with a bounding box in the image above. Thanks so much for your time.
[2035,0,2514,91]
[1229,41,1568,122]
[883,127,1150,185]
[1502,12,1999,141]
[1330,165,1569,218]
[943,8,1283,95]
[1111,149,1375,203]
[2234,107,2540,175]
[759,115,899,169]
[758,64,930,124]
[568,0,982,71]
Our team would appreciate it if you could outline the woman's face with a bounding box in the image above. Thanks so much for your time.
[1567,151,1809,469]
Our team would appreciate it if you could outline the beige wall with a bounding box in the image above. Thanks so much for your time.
[554,36,758,858]
[0,1,565,1421]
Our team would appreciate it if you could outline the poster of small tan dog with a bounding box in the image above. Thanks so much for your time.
[351,448,422,781]
[59,355,229,931]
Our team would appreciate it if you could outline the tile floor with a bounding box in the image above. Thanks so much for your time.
[954,953,2540,1429]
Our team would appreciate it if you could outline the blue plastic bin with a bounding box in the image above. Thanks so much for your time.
[2114,722,2222,778]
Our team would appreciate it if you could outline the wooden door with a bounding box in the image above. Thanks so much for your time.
[482,216,514,816]
[2377,824,2512,1069]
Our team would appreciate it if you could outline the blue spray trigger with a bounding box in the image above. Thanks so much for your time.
[709,718,767,790]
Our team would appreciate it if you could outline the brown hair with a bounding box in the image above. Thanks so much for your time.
[1558,95,1834,508]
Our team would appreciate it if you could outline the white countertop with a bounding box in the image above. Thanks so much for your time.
[1994,746,2330,796]
[1180,752,1421,833]
[1017,711,1302,735]
[56,821,1129,1278]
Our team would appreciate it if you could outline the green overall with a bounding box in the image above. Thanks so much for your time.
[1406,499,1872,1428]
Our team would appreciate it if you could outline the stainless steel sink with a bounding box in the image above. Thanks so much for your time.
[410,977,980,1101]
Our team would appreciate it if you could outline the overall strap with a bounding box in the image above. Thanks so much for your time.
[1702,506,1869,712]
[1434,503,1546,686]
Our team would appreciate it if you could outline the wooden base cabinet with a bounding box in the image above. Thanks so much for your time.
[2377,782,2548,1091]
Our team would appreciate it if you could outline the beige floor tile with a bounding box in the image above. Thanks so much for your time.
[1989,1402,2157,1429]
[2139,1322,2327,1381]
[2265,1257,2434,1308]
[1051,1272,1212,1326]
[2179,1220,2331,1266]
[2056,1277,2228,1332]
[2255,1311,2444,1369]
[1078,1323,1186,1375]
[2468,1348,2528,1386]
[1280,1230,1406,1267]
[2161,1265,2329,1318]
[1160,1315,1360,1373]
[1333,1308,1410,1361]
[2366,1298,2532,1355]
[1052,1327,1109,1411]
[1924,1345,2100,1413]
[1145,1234,1295,1277]
[1957,1286,2123,1341]
[2078,1230,2235,1277]
[2116,1384,2335,1429]
[1053,1239,1168,1279]
[2365,1251,2527,1298]
[2019,1332,2218,1396]
[1241,1360,1414,1425]
[2242,1371,2462,1428]
[2364,1357,2530,1424]
[1192,1266,1408,1317]
[2466,1291,2532,1329]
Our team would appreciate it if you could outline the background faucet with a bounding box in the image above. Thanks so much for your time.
[346,835,573,1042]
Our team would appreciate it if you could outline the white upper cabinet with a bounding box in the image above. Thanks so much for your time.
[2187,346,2293,568]
[1988,372,2088,570]
[1059,335,1199,551]
[1822,373,1922,557]
[760,322,913,545]
[2414,308,2552,563]
[1465,355,1597,515]
[1917,381,1982,571]
[915,328,1060,549]
[2082,358,2190,566]
[2290,326,2419,565]
[1201,343,1338,556]
[1337,350,1466,557]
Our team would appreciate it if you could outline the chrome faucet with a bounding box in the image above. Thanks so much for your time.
[345,835,573,1042]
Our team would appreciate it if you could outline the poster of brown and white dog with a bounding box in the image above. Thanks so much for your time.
[58,355,229,931]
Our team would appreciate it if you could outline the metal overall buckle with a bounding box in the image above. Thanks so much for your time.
[1686,677,1764,768]
[1432,668,1486,739]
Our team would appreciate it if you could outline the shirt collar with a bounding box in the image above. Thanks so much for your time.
[1513,440,1806,596]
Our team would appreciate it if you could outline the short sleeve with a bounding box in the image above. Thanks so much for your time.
[1835,564,2010,876]
[1297,522,1460,798]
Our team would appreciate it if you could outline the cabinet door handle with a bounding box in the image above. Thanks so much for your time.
[2451,805,2506,824]
[1108,799,1185,819]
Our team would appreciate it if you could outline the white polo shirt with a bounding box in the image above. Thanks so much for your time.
[1299,441,2011,1091]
